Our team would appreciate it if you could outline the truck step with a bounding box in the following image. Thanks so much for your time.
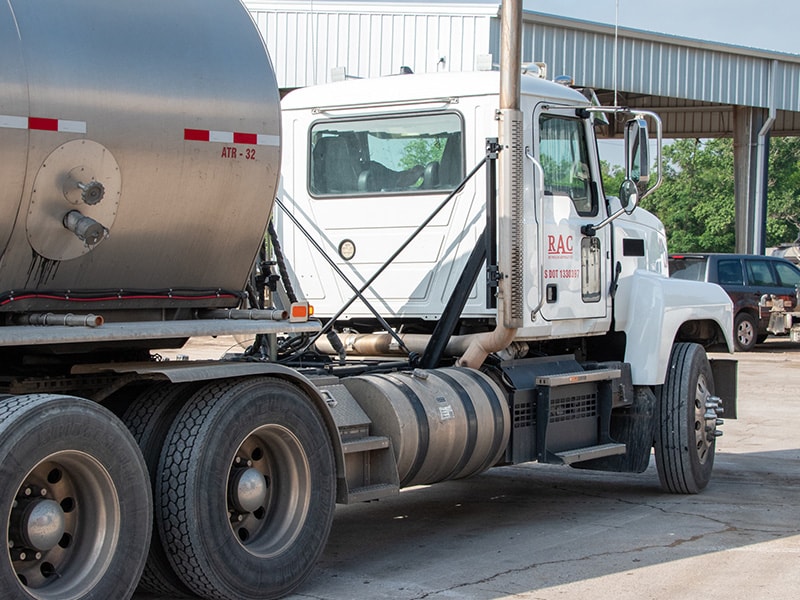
[346,483,399,503]
[554,443,626,465]
[536,368,621,388]
[342,435,391,454]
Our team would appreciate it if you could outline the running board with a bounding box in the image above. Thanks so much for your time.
[554,443,627,465]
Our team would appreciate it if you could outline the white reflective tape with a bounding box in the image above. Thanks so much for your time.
[209,130,234,143]
[256,134,280,147]
[59,120,87,133]
[0,115,28,129]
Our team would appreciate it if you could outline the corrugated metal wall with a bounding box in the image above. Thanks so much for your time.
[246,1,497,88]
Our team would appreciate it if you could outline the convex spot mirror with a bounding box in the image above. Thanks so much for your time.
[618,179,638,214]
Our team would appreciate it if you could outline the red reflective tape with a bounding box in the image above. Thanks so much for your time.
[233,132,258,145]
[29,117,58,131]
[184,128,210,142]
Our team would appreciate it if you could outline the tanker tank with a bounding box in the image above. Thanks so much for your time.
[0,0,281,317]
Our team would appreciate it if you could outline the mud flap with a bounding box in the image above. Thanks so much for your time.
[572,386,656,474]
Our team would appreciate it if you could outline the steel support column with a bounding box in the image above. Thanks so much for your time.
[733,106,769,254]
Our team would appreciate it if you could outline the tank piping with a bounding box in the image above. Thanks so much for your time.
[201,308,288,321]
[10,313,104,328]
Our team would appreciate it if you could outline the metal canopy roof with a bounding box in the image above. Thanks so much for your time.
[245,1,800,136]
[516,12,800,137]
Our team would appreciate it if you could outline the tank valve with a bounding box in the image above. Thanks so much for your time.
[77,180,105,205]
[62,210,108,246]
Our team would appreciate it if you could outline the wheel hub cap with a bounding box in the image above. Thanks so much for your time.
[230,467,267,513]
[20,499,66,551]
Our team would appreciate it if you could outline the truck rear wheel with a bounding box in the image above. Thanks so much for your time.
[654,343,717,493]
[120,383,199,597]
[1,394,151,600]
[157,377,336,600]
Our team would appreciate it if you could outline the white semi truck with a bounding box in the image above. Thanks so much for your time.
[0,1,735,599]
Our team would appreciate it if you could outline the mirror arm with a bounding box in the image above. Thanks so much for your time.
[581,205,626,236]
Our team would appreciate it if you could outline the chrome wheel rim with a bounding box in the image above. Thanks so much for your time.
[692,374,713,464]
[7,452,120,599]
[227,425,311,558]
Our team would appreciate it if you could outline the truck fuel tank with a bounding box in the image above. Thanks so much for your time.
[343,367,510,488]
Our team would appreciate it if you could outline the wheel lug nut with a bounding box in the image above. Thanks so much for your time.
[11,548,29,561]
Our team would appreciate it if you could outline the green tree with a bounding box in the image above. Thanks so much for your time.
[600,160,626,199]
[766,136,800,244]
[640,136,800,253]
[399,138,445,170]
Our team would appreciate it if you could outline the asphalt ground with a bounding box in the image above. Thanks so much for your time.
[136,337,800,600]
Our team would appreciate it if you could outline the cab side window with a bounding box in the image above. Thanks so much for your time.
[309,113,463,197]
[539,115,597,216]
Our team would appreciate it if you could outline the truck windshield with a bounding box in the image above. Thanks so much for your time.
[309,113,463,196]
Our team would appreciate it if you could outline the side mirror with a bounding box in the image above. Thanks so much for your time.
[624,117,651,198]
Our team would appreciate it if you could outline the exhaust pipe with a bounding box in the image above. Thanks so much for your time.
[458,0,524,369]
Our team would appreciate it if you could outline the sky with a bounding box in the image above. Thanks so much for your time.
[525,0,800,56]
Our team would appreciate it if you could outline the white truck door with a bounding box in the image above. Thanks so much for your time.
[533,106,609,322]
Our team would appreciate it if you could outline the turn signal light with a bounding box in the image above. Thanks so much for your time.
[289,302,313,322]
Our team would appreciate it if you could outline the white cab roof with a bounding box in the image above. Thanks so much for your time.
[281,70,589,111]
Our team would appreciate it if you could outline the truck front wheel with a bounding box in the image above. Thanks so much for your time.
[157,377,336,600]
[654,343,718,493]
[1,394,151,600]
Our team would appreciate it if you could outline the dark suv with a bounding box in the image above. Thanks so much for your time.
[669,253,800,351]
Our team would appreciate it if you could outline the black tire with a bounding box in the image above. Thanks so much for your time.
[157,377,336,600]
[120,383,199,598]
[734,312,758,351]
[654,343,716,494]
[0,394,151,600]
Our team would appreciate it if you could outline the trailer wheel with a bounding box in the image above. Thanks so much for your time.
[121,383,199,597]
[157,377,336,600]
[734,312,757,351]
[1,394,151,599]
[654,343,718,494]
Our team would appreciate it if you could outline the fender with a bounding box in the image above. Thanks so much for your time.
[75,359,347,494]
[614,270,734,385]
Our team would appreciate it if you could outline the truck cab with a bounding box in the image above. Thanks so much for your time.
[277,70,734,385]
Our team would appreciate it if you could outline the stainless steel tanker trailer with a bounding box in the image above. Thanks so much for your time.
[0,1,736,599]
